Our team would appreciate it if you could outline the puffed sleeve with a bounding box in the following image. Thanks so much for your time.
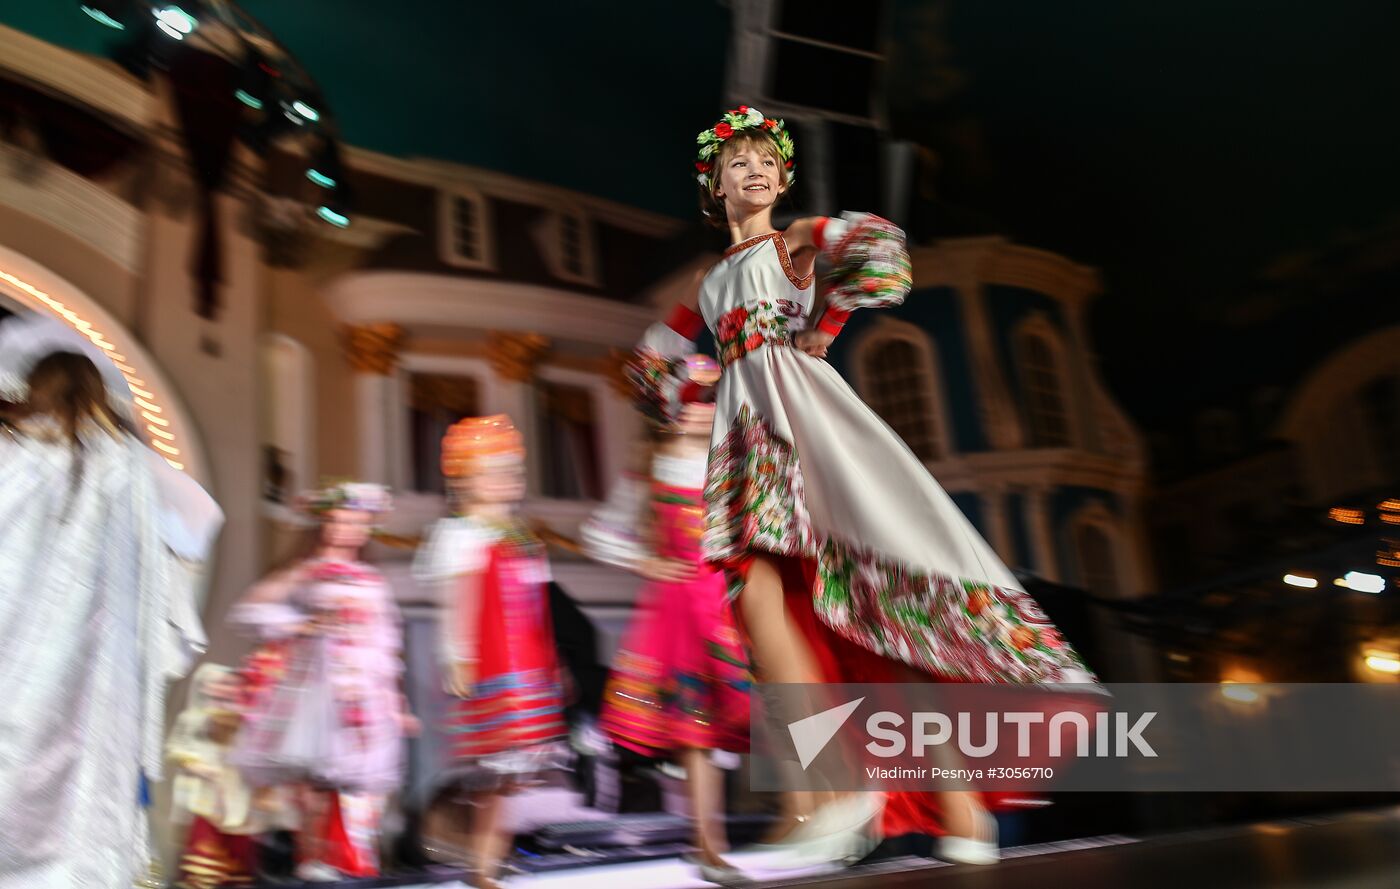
[810,212,913,336]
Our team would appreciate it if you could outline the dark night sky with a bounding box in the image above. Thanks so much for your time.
[888,2,1400,424]
[5,1,1399,426]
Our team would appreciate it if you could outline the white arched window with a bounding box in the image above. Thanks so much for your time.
[855,321,950,462]
[258,334,315,504]
[1016,319,1073,448]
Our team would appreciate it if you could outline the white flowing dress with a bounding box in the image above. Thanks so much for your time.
[0,425,204,889]
[644,215,1097,686]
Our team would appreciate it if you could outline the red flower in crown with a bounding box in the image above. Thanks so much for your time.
[736,105,749,114]
[764,118,778,130]
[695,161,712,173]
[714,122,734,139]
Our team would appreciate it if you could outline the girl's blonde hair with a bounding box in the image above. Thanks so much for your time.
[698,130,792,226]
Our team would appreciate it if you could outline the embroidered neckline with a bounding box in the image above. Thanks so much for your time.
[723,231,814,289]
[724,231,781,257]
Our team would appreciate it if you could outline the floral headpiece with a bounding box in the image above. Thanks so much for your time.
[695,104,795,190]
[296,481,393,517]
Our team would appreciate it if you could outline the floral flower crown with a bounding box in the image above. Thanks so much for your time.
[295,481,393,517]
[695,105,796,190]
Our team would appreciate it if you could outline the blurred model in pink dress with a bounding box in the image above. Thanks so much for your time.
[584,354,750,874]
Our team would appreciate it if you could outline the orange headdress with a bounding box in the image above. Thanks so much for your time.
[441,414,525,478]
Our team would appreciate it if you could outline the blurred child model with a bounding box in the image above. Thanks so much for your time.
[167,664,272,889]
[414,416,569,889]
[583,354,751,880]
[230,482,410,882]
[0,344,209,889]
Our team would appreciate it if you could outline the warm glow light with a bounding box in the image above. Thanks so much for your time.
[1221,683,1261,703]
[1330,507,1365,525]
[1283,574,1319,589]
[1364,651,1400,675]
[147,426,176,441]
[1344,571,1386,594]
[0,267,183,470]
[1380,499,1400,512]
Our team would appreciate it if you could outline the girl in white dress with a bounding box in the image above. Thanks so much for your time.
[0,351,197,889]
[229,483,410,882]
[638,106,1101,868]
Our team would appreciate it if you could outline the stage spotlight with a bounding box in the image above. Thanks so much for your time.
[1343,571,1386,594]
[291,100,320,123]
[153,5,197,39]
[316,203,350,228]
[79,1,131,29]
[306,140,344,189]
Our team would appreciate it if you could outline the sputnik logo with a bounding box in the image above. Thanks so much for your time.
[787,697,864,769]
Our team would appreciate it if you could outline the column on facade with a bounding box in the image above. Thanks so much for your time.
[486,330,550,495]
[979,486,1017,569]
[1064,297,1104,454]
[1025,486,1061,583]
[951,256,1023,451]
[345,322,404,486]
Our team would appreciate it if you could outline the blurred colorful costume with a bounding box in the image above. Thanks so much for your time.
[584,356,750,755]
[229,483,405,877]
[167,664,271,889]
[414,416,568,786]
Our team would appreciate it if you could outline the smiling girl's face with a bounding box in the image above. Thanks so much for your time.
[711,132,788,220]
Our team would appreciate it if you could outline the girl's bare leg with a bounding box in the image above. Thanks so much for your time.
[888,662,992,842]
[738,555,839,839]
[682,748,730,866]
[297,785,330,869]
[470,790,512,889]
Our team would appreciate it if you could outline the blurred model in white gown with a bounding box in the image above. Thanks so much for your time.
[0,322,215,889]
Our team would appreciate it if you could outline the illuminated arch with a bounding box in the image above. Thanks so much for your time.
[0,245,210,485]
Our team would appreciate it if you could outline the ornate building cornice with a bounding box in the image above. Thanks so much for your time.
[343,322,405,375]
[486,330,550,382]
